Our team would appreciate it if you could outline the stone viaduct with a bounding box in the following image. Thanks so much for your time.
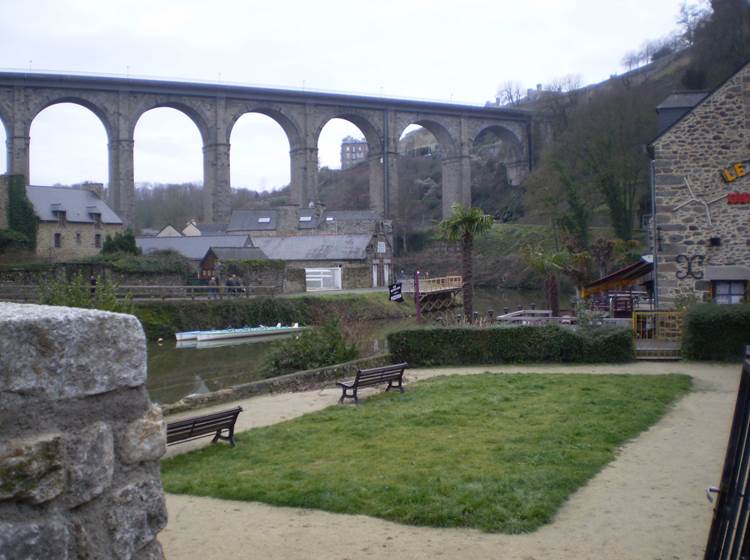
[0,72,532,226]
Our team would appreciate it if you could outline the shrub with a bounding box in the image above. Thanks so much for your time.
[39,272,133,314]
[0,229,30,252]
[7,175,37,250]
[85,249,191,275]
[682,304,750,361]
[102,230,139,255]
[387,324,634,366]
[267,319,359,375]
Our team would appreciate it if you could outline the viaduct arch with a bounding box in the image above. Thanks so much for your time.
[0,72,532,225]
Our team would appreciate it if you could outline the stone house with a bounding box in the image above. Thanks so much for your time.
[253,232,393,289]
[1,180,124,262]
[155,225,182,237]
[199,246,268,279]
[181,219,227,236]
[225,205,391,238]
[136,234,253,268]
[340,135,368,169]
[650,61,750,307]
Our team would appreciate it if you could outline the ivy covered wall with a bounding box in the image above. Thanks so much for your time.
[7,174,37,250]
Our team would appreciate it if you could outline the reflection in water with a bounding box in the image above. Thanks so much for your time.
[190,375,210,396]
[146,287,558,405]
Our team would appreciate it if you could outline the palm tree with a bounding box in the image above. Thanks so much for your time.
[520,244,569,317]
[439,203,494,323]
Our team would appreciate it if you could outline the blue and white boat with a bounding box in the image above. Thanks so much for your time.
[175,323,302,342]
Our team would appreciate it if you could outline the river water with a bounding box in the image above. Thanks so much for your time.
[146,287,567,404]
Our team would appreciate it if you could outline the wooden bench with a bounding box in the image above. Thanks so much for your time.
[166,406,243,447]
[337,363,408,404]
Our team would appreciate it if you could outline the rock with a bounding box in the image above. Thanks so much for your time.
[0,303,146,398]
[120,406,166,464]
[65,422,114,507]
[134,539,166,560]
[107,479,168,560]
[0,519,70,560]
[0,434,65,504]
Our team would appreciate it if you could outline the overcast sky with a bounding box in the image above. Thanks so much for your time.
[0,0,693,191]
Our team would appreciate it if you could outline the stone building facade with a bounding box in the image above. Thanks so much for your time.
[340,136,368,169]
[0,303,167,559]
[0,178,125,262]
[650,62,750,307]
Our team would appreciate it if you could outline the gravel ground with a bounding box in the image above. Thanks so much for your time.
[161,362,740,559]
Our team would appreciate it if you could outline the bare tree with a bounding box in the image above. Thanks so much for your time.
[496,81,525,106]
[678,0,710,46]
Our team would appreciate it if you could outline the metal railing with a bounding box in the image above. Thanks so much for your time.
[632,311,683,342]
[401,275,462,294]
[0,284,280,303]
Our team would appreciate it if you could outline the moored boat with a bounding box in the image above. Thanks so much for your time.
[175,323,303,342]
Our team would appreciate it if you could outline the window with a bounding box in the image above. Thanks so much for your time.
[76,233,81,245]
[714,281,746,304]
[94,214,102,228]
[258,217,271,224]
[56,211,66,226]
[299,216,313,222]
[54,233,61,248]
[94,234,102,248]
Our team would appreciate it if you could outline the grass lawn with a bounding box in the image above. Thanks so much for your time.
[161,373,690,533]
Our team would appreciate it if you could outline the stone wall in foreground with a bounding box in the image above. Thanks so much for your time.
[0,303,167,559]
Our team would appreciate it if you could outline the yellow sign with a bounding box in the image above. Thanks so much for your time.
[721,160,750,183]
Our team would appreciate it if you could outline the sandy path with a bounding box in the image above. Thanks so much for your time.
[161,362,740,559]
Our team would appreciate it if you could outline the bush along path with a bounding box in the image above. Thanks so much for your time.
[387,324,635,366]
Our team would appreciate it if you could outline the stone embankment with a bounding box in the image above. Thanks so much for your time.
[0,303,167,559]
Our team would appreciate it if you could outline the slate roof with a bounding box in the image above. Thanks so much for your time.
[195,222,227,235]
[26,185,123,224]
[655,91,709,110]
[253,234,371,261]
[227,210,278,231]
[136,235,252,260]
[297,209,319,229]
[208,247,268,261]
[322,210,378,222]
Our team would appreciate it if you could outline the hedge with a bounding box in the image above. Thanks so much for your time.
[133,293,414,340]
[682,304,750,361]
[387,324,635,366]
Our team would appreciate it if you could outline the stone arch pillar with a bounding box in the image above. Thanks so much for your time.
[8,87,30,181]
[204,97,231,223]
[289,143,318,207]
[441,117,472,216]
[203,97,231,223]
[108,91,136,226]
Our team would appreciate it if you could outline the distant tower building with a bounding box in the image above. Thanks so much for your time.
[340,136,368,169]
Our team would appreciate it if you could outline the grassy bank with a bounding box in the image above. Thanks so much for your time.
[161,372,690,533]
[134,292,414,340]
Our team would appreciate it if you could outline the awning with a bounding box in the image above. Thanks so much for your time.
[582,257,653,298]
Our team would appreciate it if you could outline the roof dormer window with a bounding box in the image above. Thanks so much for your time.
[54,210,67,226]
[299,216,313,222]
[258,217,271,224]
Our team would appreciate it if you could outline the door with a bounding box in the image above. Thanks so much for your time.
[305,268,342,291]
